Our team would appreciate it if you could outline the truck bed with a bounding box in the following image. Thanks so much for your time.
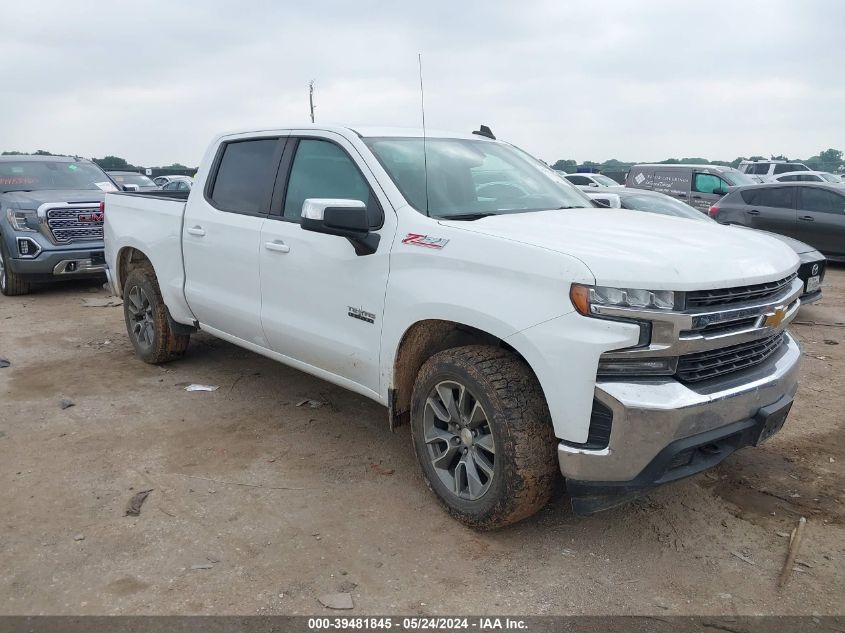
[103,191,194,324]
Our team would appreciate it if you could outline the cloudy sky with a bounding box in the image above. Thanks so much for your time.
[3,0,843,166]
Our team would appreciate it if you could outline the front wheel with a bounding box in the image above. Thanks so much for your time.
[0,239,31,296]
[123,266,190,363]
[410,345,558,530]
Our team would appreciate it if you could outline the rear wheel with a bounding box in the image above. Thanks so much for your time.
[123,266,190,363]
[0,239,31,296]
[410,345,558,530]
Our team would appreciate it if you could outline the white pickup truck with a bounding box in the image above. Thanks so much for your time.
[104,125,802,529]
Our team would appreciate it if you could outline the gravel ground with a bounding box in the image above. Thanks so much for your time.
[0,266,842,616]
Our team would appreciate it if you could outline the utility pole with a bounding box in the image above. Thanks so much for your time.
[309,80,315,123]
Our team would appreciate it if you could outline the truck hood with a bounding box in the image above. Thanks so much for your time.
[440,209,800,290]
[2,189,106,209]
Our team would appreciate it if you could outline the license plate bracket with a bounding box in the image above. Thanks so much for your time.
[754,397,793,446]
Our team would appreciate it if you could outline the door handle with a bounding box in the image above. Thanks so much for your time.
[264,240,290,253]
[186,226,206,236]
[692,195,702,199]
[676,193,687,198]
[748,210,761,216]
[798,215,815,222]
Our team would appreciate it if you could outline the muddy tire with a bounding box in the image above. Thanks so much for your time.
[0,238,31,296]
[122,265,190,364]
[410,345,558,530]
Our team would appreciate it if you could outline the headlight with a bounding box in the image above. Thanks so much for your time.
[5,207,37,232]
[597,357,677,376]
[570,283,677,316]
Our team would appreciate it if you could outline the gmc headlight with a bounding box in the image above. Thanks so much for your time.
[5,207,37,232]
[570,283,677,316]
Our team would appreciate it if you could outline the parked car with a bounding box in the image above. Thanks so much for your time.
[563,173,619,189]
[587,188,826,303]
[737,160,810,183]
[161,177,193,192]
[105,124,802,528]
[710,182,845,263]
[772,171,842,184]
[625,164,756,212]
[153,175,193,187]
[107,171,160,192]
[0,155,113,295]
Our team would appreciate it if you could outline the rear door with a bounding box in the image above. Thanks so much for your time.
[796,186,845,257]
[258,132,396,393]
[739,186,799,237]
[182,136,285,346]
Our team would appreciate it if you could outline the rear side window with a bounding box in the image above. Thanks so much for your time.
[282,139,380,226]
[800,187,845,214]
[757,187,794,209]
[740,189,760,205]
[209,138,280,214]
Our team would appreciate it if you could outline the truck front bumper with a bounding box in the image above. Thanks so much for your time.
[559,331,801,513]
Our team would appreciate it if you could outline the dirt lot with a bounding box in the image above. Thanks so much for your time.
[1,268,843,616]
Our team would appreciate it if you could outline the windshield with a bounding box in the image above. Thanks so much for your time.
[621,193,713,222]
[592,174,619,187]
[363,137,592,218]
[0,160,115,193]
[110,173,156,187]
[721,170,756,186]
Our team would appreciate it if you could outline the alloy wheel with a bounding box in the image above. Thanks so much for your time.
[127,285,155,348]
[423,380,496,500]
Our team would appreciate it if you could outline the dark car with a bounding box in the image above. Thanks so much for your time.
[588,188,827,303]
[0,156,115,295]
[107,171,159,192]
[711,182,845,264]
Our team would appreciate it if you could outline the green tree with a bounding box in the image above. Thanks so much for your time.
[93,155,134,170]
[552,159,577,171]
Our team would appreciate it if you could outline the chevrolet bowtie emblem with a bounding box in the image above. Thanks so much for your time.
[764,307,787,328]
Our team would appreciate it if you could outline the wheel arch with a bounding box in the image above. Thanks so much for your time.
[115,246,154,296]
[388,318,542,430]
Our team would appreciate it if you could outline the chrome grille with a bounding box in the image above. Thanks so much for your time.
[676,332,786,383]
[686,273,797,308]
[46,207,103,243]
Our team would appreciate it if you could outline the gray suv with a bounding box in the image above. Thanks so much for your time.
[711,182,845,263]
[0,155,115,295]
[625,164,757,213]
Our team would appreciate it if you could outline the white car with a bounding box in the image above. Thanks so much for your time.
[737,160,811,183]
[161,177,193,192]
[153,175,194,187]
[563,172,619,189]
[772,170,842,184]
[104,124,801,528]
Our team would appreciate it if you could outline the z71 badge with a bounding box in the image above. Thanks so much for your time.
[402,233,449,249]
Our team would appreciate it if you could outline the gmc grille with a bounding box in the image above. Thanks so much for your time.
[676,332,786,383]
[46,207,103,243]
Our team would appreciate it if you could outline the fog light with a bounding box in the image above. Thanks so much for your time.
[17,237,39,257]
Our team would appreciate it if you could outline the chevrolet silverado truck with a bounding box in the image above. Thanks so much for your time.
[104,125,802,529]
[0,155,117,295]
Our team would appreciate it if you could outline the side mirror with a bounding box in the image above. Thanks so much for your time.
[593,198,612,208]
[122,184,139,192]
[301,198,380,256]
[588,182,599,187]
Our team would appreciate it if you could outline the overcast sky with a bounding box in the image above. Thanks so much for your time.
[3,0,843,166]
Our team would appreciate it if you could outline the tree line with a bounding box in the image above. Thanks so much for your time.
[551,148,844,174]
[1,149,192,171]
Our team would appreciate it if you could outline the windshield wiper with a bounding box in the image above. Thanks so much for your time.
[437,212,497,221]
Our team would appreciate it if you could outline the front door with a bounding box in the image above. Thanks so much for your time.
[258,133,396,394]
[690,171,729,212]
[742,186,799,239]
[182,136,285,346]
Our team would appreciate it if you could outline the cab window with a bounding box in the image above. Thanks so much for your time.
[692,173,728,195]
